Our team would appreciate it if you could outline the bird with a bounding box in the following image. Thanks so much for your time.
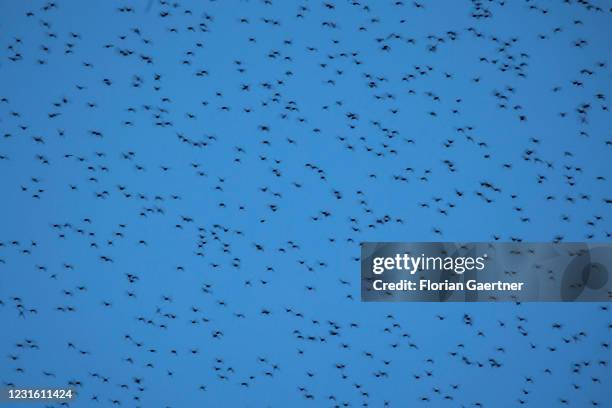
[0,1,610,407]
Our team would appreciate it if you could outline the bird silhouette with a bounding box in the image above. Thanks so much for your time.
[0,1,611,407]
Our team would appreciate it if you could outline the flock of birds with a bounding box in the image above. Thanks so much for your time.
[0,0,611,407]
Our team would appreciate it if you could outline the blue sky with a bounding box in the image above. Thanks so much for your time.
[0,1,611,407]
